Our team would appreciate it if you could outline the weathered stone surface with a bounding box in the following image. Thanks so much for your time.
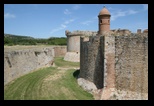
[64,52,80,62]
[4,46,67,85]
[104,35,115,88]
[67,35,81,52]
[79,33,148,100]
[66,30,97,36]
[115,34,148,93]
[54,46,67,57]
[103,88,148,100]
[64,30,97,62]
[79,36,104,89]
[77,78,97,94]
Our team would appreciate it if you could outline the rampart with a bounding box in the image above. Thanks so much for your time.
[115,34,148,93]
[4,46,67,85]
[54,46,67,57]
[64,30,97,62]
[65,30,97,52]
[79,33,148,100]
[79,36,104,89]
[65,30,97,37]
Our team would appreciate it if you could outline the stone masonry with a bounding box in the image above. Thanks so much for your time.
[64,30,97,62]
[79,36,104,89]
[77,6,148,100]
[4,46,67,85]
[79,33,148,100]
[115,34,148,93]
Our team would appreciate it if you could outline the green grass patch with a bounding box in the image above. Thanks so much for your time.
[54,57,80,68]
[4,67,58,100]
[58,69,93,100]
[4,63,93,100]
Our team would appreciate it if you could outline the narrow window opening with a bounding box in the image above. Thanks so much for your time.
[100,20,102,23]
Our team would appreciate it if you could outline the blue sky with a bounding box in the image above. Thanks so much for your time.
[4,4,148,38]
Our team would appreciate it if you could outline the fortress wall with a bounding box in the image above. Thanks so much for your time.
[79,33,148,99]
[67,30,97,36]
[66,30,97,52]
[79,36,104,89]
[54,46,67,57]
[115,34,148,93]
[67,36,80,52]
[64,35,80,62]
[80,37,91,81]
[64,30,97,62]
[64,52,80,62]
[4,46,66,85]
[104,35,115,89]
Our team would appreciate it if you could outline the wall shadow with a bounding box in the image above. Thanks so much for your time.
[73,69,80,78]
[93,36,104,89]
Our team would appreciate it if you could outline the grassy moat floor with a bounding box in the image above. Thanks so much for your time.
[4,57,94,100]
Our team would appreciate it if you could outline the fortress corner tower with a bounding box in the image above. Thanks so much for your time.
[98,6,111,35]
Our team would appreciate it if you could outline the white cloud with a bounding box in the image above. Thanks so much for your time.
[50,24,67,34]
[81,20,94,26]
[50,18,76,34]
[127,10,138,14]
[61,24,67,28]
[111,9,138,21]
[64,19,75,24]
[64,9,71,15]
[73,5,81,10]
[81,17,97,26]
[142,4,148,10]
[4,13,16,19]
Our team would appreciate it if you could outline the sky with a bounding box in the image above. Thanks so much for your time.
[4,4,148,38]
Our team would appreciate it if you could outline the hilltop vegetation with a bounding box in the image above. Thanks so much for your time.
[4,34,67,46]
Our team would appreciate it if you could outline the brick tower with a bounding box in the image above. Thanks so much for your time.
[98,6,111,35]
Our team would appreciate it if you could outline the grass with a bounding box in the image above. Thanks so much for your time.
[4,57,93,100]
[54,57,80,68]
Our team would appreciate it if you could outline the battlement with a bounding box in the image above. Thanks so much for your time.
[65,30,97,37]
[80,36,90,42]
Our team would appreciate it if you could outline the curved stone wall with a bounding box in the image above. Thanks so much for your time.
[4,46,67,85]
[64,30,97,62]
[67,35,80,52]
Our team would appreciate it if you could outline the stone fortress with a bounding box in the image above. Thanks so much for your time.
[4,6,148,100]
[64,8,148,63]
[65,6,148,100]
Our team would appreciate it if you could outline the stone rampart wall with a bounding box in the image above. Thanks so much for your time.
[115,34,148,93]
[4,46,67,85]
